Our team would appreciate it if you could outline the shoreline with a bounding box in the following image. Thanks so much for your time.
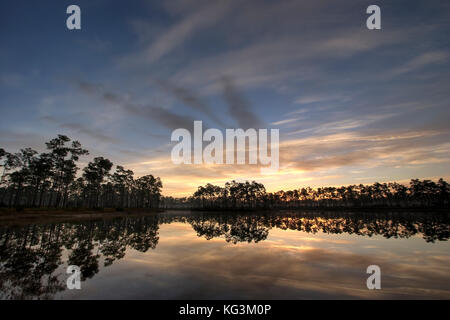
[0,208,162,226]
[0,206,448,227]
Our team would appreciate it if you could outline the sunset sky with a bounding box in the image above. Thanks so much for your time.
[1,0,449,196]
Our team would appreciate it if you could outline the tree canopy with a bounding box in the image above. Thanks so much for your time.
[0,135,162,209]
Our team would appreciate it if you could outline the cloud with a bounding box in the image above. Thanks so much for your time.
[125,104,195,131]
[119,0,425,94]
[41,116,120,144]
[0,131,48,152]
[124,1,235,66]
[156,79,228,127]
[271,117,303,126]
[145,3,230,63]
[294,93,349,105]
[166,23,424,93]
[390,51,449,76]
[280,123,450,172]
[286,113,398,136]
[221,76,264,129]
[77,80,196,131]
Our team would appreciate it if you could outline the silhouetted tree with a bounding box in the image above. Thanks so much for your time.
[46,135,89,207]
[0,136,163,210]
[83,157,113,208]
[184,179,450,210]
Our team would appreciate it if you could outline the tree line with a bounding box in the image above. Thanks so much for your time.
[1,135,449,210]
[161,178,450,209]
[0,135,162,209]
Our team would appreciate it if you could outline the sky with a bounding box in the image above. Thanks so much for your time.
[0,0,449,196]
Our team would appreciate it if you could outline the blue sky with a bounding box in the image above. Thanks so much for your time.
[1,0,449,195]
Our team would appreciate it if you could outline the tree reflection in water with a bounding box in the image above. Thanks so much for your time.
[0,211,448,299]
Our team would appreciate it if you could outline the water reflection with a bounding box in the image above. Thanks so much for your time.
[0,211,448,299]
[169,211,450,243]
[0,217,160,299]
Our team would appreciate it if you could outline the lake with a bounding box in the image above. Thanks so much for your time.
[0,210,449,299]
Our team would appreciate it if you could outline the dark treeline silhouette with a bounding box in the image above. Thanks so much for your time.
[161,179,450,209]
[0,210,448,298]
[0,135,162,209]
[2,136,449,211]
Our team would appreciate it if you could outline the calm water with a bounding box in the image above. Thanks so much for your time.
[0,210,449,299]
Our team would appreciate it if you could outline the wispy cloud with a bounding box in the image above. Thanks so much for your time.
[41,115,120,144]
[287,113,397,136]
[294,93,349,105]
[390,51,449,76]
[156,79,228,128]
[221,76,263,128]
[271,117,303,126]
[77,80,196,131]
[123,1,235,66]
